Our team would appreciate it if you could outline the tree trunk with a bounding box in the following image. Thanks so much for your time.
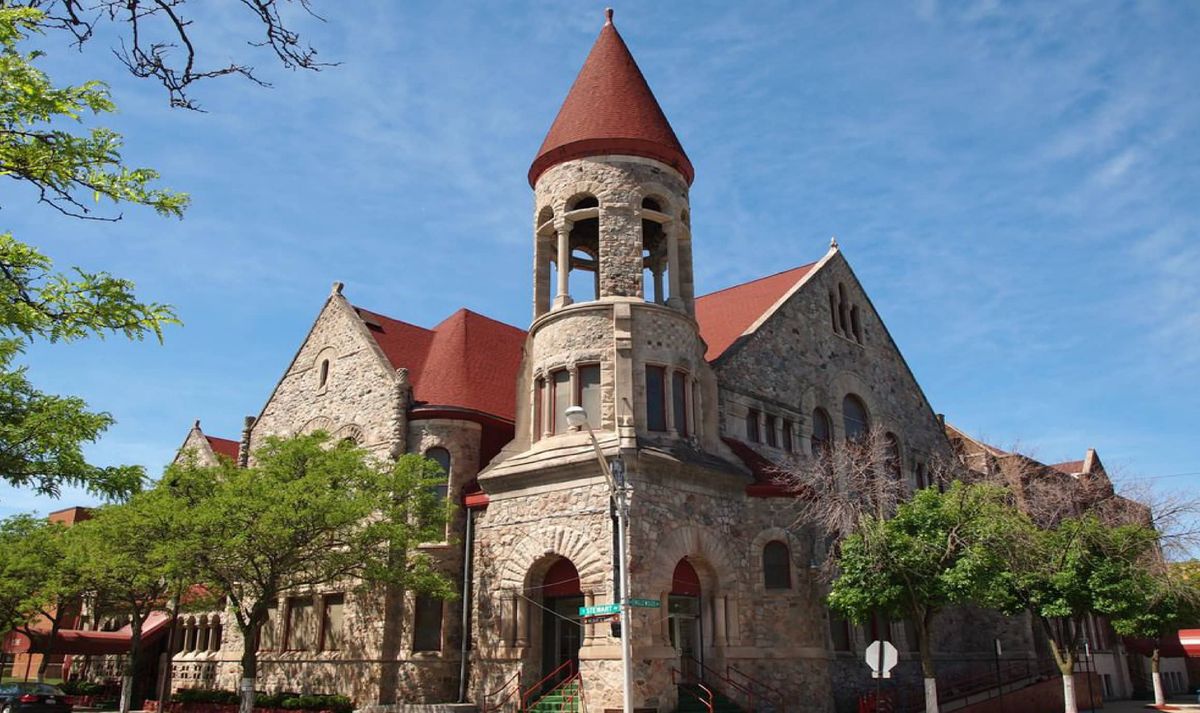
[37,617,62,682]
[916,615,939,713]
[120,622,143,713]
[1151,647,1164,707]
[1062,672,1077,713]
[238,623,260,713]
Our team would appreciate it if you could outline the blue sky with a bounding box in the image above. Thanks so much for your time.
[3,1,1198,524]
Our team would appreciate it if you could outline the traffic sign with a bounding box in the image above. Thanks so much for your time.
[581,613,620,625]
[865,640,898,679]
[628,598,661,609]
[579,603,620,617]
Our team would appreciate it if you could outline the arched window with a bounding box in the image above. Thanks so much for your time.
[763,541,791,590]
[425,447,451,501]
[811,408,832,455]
[842,395,869,441]
[884,432,902,481]
[209,617,222,652]
[641,196,663,212]
[569,195,598,210]
[318,359,329,389]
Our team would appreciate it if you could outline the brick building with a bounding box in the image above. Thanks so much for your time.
[62,10,1187,713]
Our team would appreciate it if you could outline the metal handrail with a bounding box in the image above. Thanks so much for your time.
[682,655,755,711]
[672,668,714,713]
[479,670,521,713]
[727,664,787,712]
[522,658,575,710]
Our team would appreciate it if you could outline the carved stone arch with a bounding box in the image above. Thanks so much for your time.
[335,423,365,445]
[646,524,740,595]
[299,416,335,436]
[748,526,805,593]
[497,525,607,595]
[636,181,679,218]
[536,205,555,229]
[563,188,603,213]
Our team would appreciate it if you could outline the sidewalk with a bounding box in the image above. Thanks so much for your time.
[1099,698,1200,712]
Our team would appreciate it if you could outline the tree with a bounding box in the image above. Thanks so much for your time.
[982,514,1159,713]
[0,513,87,681]
[827,482,1018,713]
[162,433,454,713]
[66,490,188,713]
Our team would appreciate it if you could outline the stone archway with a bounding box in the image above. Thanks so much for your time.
[645,525,742,651]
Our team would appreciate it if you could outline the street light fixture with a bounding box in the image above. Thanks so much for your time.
[564,405,634,713]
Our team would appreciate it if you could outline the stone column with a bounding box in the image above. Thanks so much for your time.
[664,367,676,435]
[568,364,580,410]
[513,594,528,648]
[541,374,553,440]
[659,590,671,646]
[714,594,728,648]
[665,223,683,309]
[583,591,597,644]
[652,263,665,304]
[533,235,552,319]
[554,224,573,308]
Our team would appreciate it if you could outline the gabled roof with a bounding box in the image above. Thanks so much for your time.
[694,263,818,361]
[205,435,240,461]
[354,306,526,422]
[1050,459,1085,475]
[529,10,693,186]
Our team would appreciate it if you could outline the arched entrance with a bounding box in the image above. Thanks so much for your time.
[670,558,702,677]
[539,557,583,678]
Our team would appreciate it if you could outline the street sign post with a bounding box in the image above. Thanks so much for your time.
[628,598,661,609]
[865,640,898,679]
[579,603,621,617]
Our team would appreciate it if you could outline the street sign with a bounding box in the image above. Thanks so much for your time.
[581,613,620,625]
[865,640,899,679]
[579,603,621,617]
[628,598,661,609]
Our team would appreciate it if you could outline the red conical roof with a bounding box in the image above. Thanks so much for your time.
[529,10,693,187]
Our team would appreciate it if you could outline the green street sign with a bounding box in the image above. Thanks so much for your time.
[579,603,620,616]
[628,598,661,609]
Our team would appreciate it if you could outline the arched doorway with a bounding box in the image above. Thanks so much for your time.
[540,557,583,679]
[670,558,702,677]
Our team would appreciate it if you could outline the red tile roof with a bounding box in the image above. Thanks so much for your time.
[205,436,240,461]
[529,10,693,187]
[694,263,818,361]
[1051,459,1085,475]
[355,306,526,422]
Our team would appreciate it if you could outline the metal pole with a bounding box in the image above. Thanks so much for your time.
[616,483,634,713]
[1084,640,1095,712]
[994,638,1005,713]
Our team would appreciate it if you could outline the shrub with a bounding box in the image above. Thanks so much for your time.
[172,688,239,705]
[61,681,104,695]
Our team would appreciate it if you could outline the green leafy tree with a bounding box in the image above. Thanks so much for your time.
[983,514,1159,713]
[827,482,1018,713]
[1108,559,1200,706]
[162,433,454,713]
[66,490,190,713]
[0,513,87,681]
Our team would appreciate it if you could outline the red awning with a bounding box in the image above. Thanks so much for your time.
[6,612,172,656]
[1181,629,1200,658]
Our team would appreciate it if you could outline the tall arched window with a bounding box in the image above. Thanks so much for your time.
[318,359,329,389]
[842,395,869,441]
[811,407,832,455]
[884,432,902,481]
[425,447,451,501]
[763,541,792,590]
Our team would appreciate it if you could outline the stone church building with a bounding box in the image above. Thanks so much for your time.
[156,11,1156,713]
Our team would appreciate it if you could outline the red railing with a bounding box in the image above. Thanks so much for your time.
[479,670,520,713]
[727,664,787,712]
[672,668,714,713]
[887,658,1059,713]
[681,656,756,711]
[521,659,575,711]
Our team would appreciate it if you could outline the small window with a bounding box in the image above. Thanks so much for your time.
[763,541,791,590]
[534,376,545,439]
[425,447,451,501]
[829,292,840,333]
[765,414,778,448]
[850,305,863,343]
[811,408,832,455]
[209,618,222,652]
[646,365,667,432]
[285,596,316,651]
[321,595,345,651]
[577,364,602,430]
[552,369,571,434]
[641,196,662,211]
[412,596,443,652]
[830,615,852,652]
[318,359,329,389]
[257,603,278,652]
[672,370,688,436]
[782,421,794,453]
[747,409,761,443]
[843,395,869,441]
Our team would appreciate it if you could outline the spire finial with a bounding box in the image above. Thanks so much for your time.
[830,236,839,250]
[331,280,344,296]
[193,419,201,430]
[604,8,614,25]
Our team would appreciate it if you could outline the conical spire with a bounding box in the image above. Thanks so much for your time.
[528,9,693,187]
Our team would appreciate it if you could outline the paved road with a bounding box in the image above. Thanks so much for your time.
[1097,698,1200,712]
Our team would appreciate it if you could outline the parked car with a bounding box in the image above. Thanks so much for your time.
[0,683,73,713]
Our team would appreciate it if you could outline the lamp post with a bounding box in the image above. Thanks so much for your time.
[565,405,634,713]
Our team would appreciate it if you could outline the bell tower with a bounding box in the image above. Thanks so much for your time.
[510,8,719,454]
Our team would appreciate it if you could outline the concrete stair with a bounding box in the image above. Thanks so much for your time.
[525,681,581,713]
